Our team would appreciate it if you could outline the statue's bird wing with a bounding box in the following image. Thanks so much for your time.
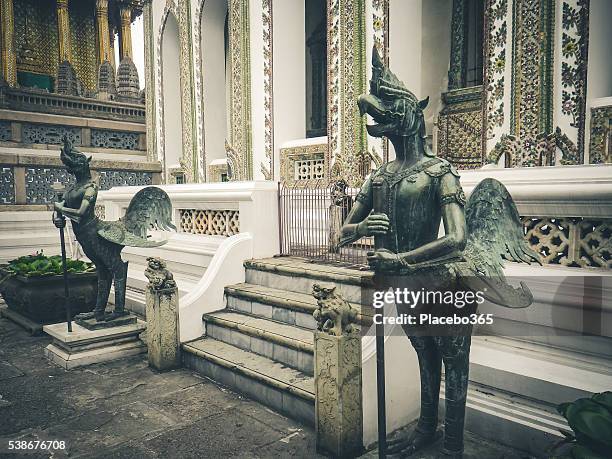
[97,221,167,248]
[458,178,541,308]
[123,186,176,238]
[97,187,175,248]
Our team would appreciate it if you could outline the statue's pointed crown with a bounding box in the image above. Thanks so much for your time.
[370,46,418,103]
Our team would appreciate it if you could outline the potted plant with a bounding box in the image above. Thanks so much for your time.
[0,251,97,325]
[552,391,612,458]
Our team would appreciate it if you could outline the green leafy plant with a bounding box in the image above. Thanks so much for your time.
[554,391,612,459]
[1,251,95,277]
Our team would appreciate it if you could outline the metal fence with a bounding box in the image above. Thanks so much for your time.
[278,180,374,269]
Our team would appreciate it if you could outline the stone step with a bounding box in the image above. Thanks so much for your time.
[224,282,373,329]
[182,337,314,426]
[244,257,372,304]
[202,311,314,375]
[441,381,567,456]
[469,335,612,406]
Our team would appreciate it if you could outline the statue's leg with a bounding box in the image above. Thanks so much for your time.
[439,333,472,458]
[96,268,113,320]
[76,267,111,321]
[388,335,442,455]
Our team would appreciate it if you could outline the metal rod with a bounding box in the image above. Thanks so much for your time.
[372,177,387,458]
[376,319,386,458]
[55,212,72,333]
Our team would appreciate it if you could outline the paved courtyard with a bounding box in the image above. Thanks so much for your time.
[0,316,320,459]
[0,315,539,459]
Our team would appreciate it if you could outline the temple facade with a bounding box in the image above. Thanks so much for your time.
[147,0,611,184]
[0,0,161,212]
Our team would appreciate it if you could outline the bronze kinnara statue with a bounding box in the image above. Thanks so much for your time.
[339,48,541,457]
[54,139,175,322]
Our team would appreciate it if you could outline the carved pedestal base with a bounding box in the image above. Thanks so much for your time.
[146,286,180,371]
[314,331,363,457]
[43,320,146,370]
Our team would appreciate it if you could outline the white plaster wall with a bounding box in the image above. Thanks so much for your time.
[388,0,422,161]
[389,0,422,97]
[362,333,421,448]
[201,0,229,167]
[161,11,184,172]
[272,0,306,180]
[584,0,612,161]
[421,0,452,143]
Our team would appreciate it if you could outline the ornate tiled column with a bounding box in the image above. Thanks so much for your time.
[0,0,17,86]
[143,0,156,162]
[226,0,252,181]
[56,0,72,62]
[119,5,133,61]
[448,0,469,91]
[95,0,112,64]
[327,0,367,187]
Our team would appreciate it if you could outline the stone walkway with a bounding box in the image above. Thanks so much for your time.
[0,316,541,459]
[0,316,321,459]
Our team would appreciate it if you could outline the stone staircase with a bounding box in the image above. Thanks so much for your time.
[182,257,371,426]
[181,257,612,456]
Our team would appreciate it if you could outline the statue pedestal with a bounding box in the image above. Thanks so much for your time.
[314,331,363,457]
[146,286,180,371]
[43,318,146,370]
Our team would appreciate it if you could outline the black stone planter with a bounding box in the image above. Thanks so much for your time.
[0,269,98,324]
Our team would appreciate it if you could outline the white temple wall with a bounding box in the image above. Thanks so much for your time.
[161,11,184,176]
[200,0,229,169]
[420,0,452,144]
[272,0,306,179]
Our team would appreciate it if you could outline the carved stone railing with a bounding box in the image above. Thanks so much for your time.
[178,209,240,236]
[98,181,280,343]
[523,216,611,270]
[461,164,612,270]
[0,85,145,123]
[0,152,161,206]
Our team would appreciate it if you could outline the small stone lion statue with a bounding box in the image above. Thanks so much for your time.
[144,257,176,290]
[312,283,358,336]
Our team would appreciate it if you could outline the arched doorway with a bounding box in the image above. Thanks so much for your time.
[161,11,184,182]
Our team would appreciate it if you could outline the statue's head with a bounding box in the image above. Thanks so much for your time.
[60,136,91,176]
[312,283,336,301]
[358,46,429,140]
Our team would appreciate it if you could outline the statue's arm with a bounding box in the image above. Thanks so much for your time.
[397,173,466,264]
[338,178,389,247]
[55,185,97,223]
[338,201,373,247]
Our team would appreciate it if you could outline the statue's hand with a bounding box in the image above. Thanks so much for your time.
[367,249,401,271]
[357,213,389,237]
[53,201,65,212]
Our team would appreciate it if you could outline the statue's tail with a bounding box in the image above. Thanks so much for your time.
[459,178,541,308]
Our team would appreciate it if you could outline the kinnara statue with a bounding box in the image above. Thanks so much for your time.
[54,138,175,323]
[339,48,540,457]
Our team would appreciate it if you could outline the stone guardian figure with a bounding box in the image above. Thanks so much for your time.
[54,138,175,323]
[339,47,540,458]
